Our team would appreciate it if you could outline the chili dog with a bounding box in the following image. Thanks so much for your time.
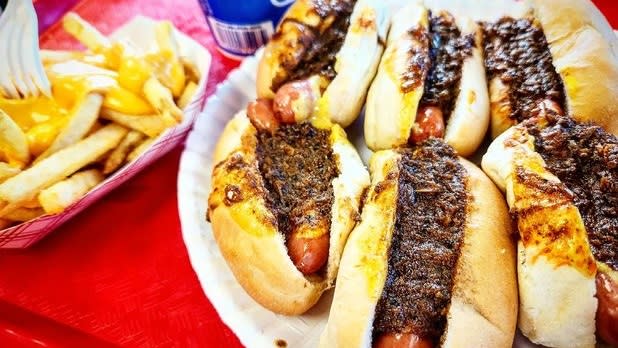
[364,2,489,157]
[207,104,369,315]
[482,113,618,348]
[256,0,388,127]
[321,139,517,347]
[482,0,618,138]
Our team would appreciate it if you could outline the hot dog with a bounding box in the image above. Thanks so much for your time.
[482,114,618,348]
[207,105,369,315]
[364,2,489,157]
[320,139,517,347]
[257,0,389,127]
[481,0,618,138]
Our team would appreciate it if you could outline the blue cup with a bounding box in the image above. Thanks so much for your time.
[199,0,293,59]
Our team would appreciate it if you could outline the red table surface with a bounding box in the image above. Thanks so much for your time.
[0,0,617,347]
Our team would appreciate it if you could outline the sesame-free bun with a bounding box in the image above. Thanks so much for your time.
[488,0,618,138]
[364,2,489,156]
[208,111,369,315]
[482,125,598,348]
[257,0,389,127]
[320,150,517,347]
[532,0,618,136]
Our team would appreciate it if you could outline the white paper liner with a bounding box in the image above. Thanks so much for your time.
[0,16,211,248]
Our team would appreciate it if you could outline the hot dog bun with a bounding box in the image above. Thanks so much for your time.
[482,125,599,348]
[532,0,618,136]
[487,0,618,138]
[320,150,517,347]
[364,2,489,156]
[208,111,369,315]
[257,0,389,127]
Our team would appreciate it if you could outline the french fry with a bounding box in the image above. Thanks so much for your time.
[46,61,117,80]
[4,207,44,222]
[62,12,124,69]
[180,57,200,84]
[62,12,112,53]
[0,109,30,166]
[35,93,104,163]
[0,124,127,209]
[38,169,104,214]
[143,77,183,121]
[102,85,155,115]
[154,21,185,97]
[100,108,167,137]
[103,131,144,174]
[0,163,20,183]
[21,197,41,209]
[127,138,155,163]
[177,81,198,110]
[41,49,107,67]
[87,121,103,136]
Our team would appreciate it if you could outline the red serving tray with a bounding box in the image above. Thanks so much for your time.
[0,0,616,347]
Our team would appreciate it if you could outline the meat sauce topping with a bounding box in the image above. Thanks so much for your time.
[256,123,339,239]
[272,0,356,91]
[420,12,474,120]
[526,115,618,271]
[482,17,566,122]
[373,139,468,343]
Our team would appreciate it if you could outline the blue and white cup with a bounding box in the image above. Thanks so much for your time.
[199,0,294,59]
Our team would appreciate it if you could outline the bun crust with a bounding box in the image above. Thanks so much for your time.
[319,150,400,348]
[208,112,369,315]
[443,18,490,157]
[532,0,618,136]
[321,151,517,347]
[364,2,427,151]
[482,125,598,348]
[442,159,517,347]
[257,0,388,127]
[364,3,489,155]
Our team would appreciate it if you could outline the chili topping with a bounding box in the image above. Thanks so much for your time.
[526,115,618,271]
[373,139,468,343]
[256,123,339,238]
[420,12,474,120]
[272,0,356,91]
[483,17,566,122]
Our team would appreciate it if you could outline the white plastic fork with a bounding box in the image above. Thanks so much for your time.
[0,0,51,99]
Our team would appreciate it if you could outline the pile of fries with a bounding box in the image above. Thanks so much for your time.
[0,13,200,229]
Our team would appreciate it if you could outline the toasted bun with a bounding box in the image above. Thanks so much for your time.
[256,0,322,100]
[208,111,369,315]
[443,18,490,157]
[531,0,618,136]
[487,0,618,138]
[319,150,401,348]
[364,2,428,151]
[364,3,489,155]
[482,125,598,348]
[488,77,517,139]
[441,159,517,347]
[257,0,388,127]
[321,150,517,347]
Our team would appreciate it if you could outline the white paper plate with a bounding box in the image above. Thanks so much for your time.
[177,0,607,346]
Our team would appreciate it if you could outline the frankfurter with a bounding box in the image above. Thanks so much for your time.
[481,0,618,138]
[207,104,369,315]
[257,0,389,127]
[364,2,489,157]
[321,139,517,347]
[482,114,618,348]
